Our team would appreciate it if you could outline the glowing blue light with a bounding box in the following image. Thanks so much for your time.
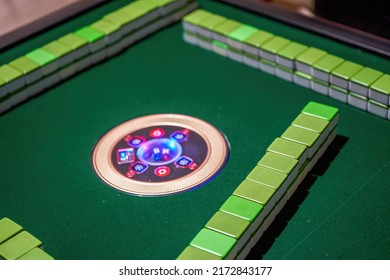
[170,131,187,142]
[137,138,183,166]
[174,156,193,168]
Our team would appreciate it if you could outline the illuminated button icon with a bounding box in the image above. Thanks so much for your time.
[154,166,170,177]
[170,130,188,142]
[127,136,145,147]
[129,162,148,174]
[117,148,135,164]
[153,147,162,161]
[189,162,198,170]
[124,135,132,142]
[175,156,193,168]
[162,148,171,161]
[125,170,136,178]
[153,147,172,161]
[149,128,165,138]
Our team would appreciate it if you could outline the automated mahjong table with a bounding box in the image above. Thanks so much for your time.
[0,0,389,260]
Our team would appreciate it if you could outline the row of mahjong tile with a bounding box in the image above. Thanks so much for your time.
[0,217,54,260]
[182,9,390,120]
[177,102,339,260]
[0,0,196,115]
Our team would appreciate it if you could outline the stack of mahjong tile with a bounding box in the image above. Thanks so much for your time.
[177,102,339,260]
[0,0,197,115]
[182,9,390,121]
[0,217,54,260]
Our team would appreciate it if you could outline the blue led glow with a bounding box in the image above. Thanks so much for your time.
[170,131,187,142]
[175,156,193,168]
[136,138,183,166]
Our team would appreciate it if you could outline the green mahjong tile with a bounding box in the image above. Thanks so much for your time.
[228,25,258,42]
[9,57,39,74]
[220,195,263,222]
[104,10,134,26]
[351,67,383,87]
[261,58,276,67]
[331,61,363,80]
[137,0,160,10]
[0,218,23,244]
[212,40,228,49]
[246,53,259,61]
[1,66,19,83]
[349,91,367,101]
[295,71,312,80]
[296,47,327,66]
[26,48,56,66]
[42,41,72,58]
[119,5,148,19]
[258,152,298,175]
[244,30,274,48]
[212,19,241,36]
[292,113,329,133]
[312,77,329,86]
[308,133,332,164]
[369,99,387,109]
[229,44,243,54]
[190,228,236,258]
[58,33,88,50]
[198,14,226,30]
[0,65,23,82]
[183,9,212,25]
[267,137,307,160]
[261,36,290,54]
[206,211,250,239]
[91,19,120,35]
[370,74,390,95]
[122,0,159,14]
[313,54,344,73]
[151,0,173,6]
[233,180,276,205]
[301,101,339,121]
[177,246,222,260]
[0,231,42,260]
[74,26,104,43]
[246,166,287,189]
[277,42,308,60]
[17,247,54,260]
[277,65,293,73]
[331,84,348,93]
[197,36,212,44]
[282,125,320,148]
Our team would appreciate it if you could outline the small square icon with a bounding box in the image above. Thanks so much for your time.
[175,156,193,168]
[117,148,135,164]
[130,162,148,174]
[170,131,187,142]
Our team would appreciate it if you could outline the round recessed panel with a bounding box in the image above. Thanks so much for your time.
[92,114,229,196]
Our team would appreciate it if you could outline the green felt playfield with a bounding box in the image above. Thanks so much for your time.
[0,0,389,260]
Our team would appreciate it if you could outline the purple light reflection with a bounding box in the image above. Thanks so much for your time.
[136,138,183,166]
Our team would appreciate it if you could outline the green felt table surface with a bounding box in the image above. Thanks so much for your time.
[0,0,389,260]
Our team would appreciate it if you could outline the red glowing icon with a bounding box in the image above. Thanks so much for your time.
[154,166,170,177]
[189,163,198,170]
[149,128,165,138]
